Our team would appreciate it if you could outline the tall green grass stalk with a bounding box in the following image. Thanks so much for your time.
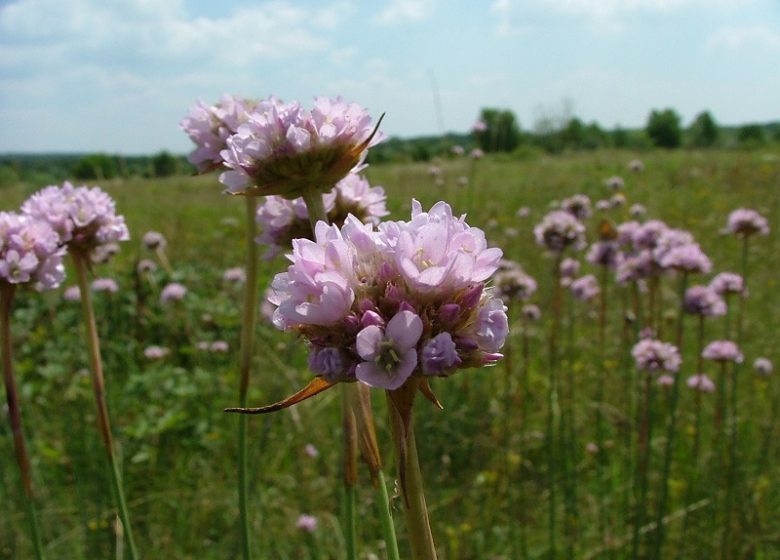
[71,251,138,560]
[1,284,46,560]
[546,256,563,559]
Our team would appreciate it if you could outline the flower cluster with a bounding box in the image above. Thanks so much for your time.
[180,94,255,173]
[219,96,384,198]
[632,339,682,374]
[726,208,769,237]
[561,194,592,220]
[709,272,744,296]
[684,285,726,317]
[22,182,130,260]
[533,210,586,253]
[570,274,600,302]
[687,373,715,393]
[753,357,773,376]
[255,173,389,258]
[268,200,506,390]
[702,340,742,363]
[493,260,537,304]
[0,212,65,290]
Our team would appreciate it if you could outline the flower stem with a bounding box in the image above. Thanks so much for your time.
[71,252,138,560]
[650,272,688,559]
[237,196,260,560]
[302,188,328,231]
[387,393,437,560]
[1,284,46,560]
[376,470,401,560]
[546,255,563,559]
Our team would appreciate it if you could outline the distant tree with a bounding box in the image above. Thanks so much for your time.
[737,124,766,147]
[72,154,119,180]
[689,111,719,147]
[475,108,521,153]
[152,151,179,177]
[0,165,19,188]
[646,108,682,148]
[611,126,629,148]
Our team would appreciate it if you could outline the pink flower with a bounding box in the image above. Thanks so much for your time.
[534,210,586,253]
[726,208,769,237]
[356,310,423,390]
[687,374,715,393]
[632,339,682,373]
[63,286,81,301]
[702,340,742,363]
[296,514,318,532]
[0,211,65,290]
[160,283,188,304]
[142,231,166,250]
[218,96,383,198]
[222,267,246,284]
[709,272,744,296]
[91,278,119,293]
[144,346,169,360]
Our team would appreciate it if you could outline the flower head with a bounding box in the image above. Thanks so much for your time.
[0,211,65,290]
[63,285,81,301]
[160,282,188,304]
[296,514,318,532]
[91,278,119,293]
[142,231,166,250]
[144,345,169,360]
[684,285,726,317]
[534,210,586,253]
[709,272,744,296]
[255,173,388,258]
[222,267,246,284]
[180,94,255,173]
[22,182,129,261]
[605,176,625,190]
[219,96,383,198]
[702,340,742,363]
[726,208,769,237]
[570,274,601,302]
[753,357,773,376]
[561,194,592,220]
[687,373,715,393]
[632,339,682,373]
[493,260,537,303]
[269,200,507,387]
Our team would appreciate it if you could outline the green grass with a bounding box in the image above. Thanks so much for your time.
[1,148,779,559]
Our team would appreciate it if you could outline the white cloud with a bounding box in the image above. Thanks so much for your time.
[374,0,436,25]
[707,25,780,50]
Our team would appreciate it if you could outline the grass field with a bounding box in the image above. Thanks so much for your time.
[1,148,779,559]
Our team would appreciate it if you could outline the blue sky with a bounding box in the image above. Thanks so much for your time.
[1,0,778,154]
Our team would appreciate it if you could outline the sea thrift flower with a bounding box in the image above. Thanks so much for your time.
[451,145,465,156]
[658,242,711,274]
[632,339,682,373]
[628,159,644,173]
[726,208,769,237]
[629,204,647,219]
[456,176,469,187]
[585,442,599,455]
[219,96,383,198]
[617,221,640,247]
[91,278,119,293]
[137,259,157,274]
[223,267,246,284]
[560,258,580,279]
[516,207,530,218]
[63,285,81,301]
[684,285,726,317]
[753,357,773,376]
[91,242,120,264]
[657,374,675,387]
[587,240,621,269]
[356,310,423,389]
[605,176,625,190]
[709,272,744,296]
[21,182,129,261]
[180,94,255,172]
[687,374,716,393]
[534,210,586,253]
[296,514,318,532]
[702,340,743,363]
[522,304,541,322]
[304,443,319,458]
[160,283,188,303]
[610,193,626,208]
[256,173,389,258]
[570,274,600,302]
[632,220,669,251]
[493,260,537,303]
[142,231,166,250]
[144,346,169,359]
[268,200,507,387]
[0,212,65,290]
[472,120,487,132]
[427,165,442,177]
[595,200,611,212]
[470,148,484,159]
[210,341,230,353]
[561,194,592,220]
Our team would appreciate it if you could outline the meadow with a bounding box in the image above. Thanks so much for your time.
[1,147,779,559]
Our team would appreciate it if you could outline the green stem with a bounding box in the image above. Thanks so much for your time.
[377,470,401,560]
[301,188,328,231]
[546,255,563,559]
[650,272,688,559]
[1,284,46,560]
[595,267,610,552]
[632,375,654,560]
[237,196,260,560]
[387,395,437,560]
[71,252,138,560]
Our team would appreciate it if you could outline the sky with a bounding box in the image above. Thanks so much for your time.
[1,0,779,154]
